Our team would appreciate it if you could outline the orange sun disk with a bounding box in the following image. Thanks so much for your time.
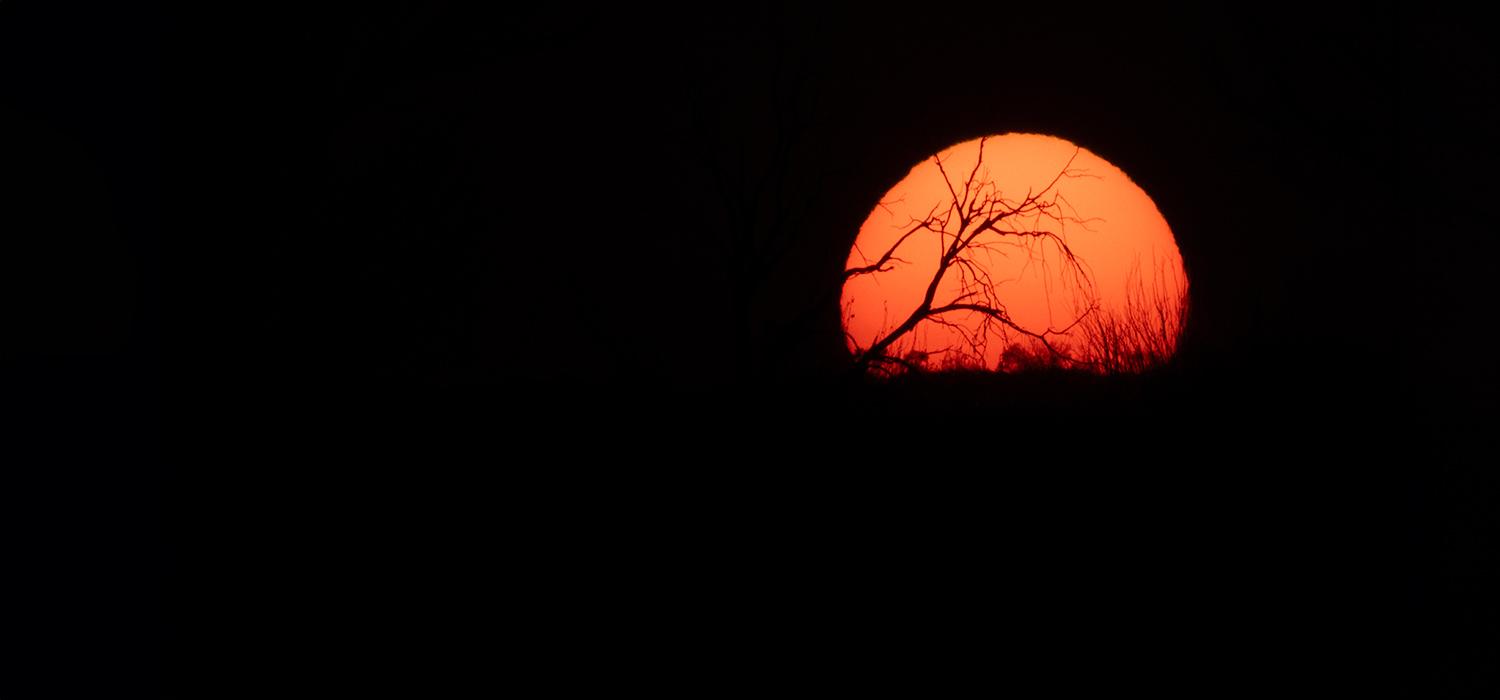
[841,134,1188,372]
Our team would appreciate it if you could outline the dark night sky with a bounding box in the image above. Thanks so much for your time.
[3,1,1495,695]
[232,2,1391,393]
[215,2,1426,438]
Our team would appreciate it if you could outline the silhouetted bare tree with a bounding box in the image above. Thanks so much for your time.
[843,136,1103,375]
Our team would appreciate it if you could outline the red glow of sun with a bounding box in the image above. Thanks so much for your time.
[842,134,1188,373]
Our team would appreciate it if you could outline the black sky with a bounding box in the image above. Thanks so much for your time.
[215,2,1423,426]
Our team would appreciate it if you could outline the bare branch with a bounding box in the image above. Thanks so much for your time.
[848,141,1120,375]
[843,218,933,280]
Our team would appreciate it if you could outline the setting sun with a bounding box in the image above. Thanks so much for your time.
[842,134,1188,374]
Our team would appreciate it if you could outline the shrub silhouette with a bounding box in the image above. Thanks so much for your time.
[1072,253,1189,374]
